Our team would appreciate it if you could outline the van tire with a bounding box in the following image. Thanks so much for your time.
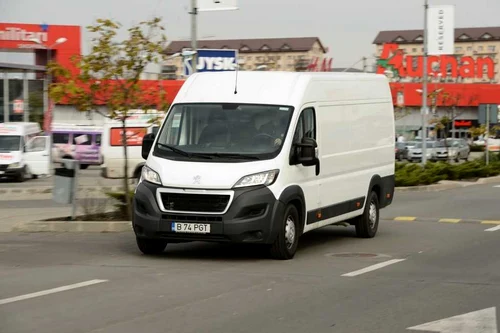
[355,191,379,238]
[16,167,26,183]
[136,237,167,255]
[270,204,300,260]
[80,164,89,170]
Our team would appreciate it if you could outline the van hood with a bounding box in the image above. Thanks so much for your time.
[0,151,21,165]
[146,155,280,189]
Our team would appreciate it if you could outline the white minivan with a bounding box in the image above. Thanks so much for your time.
[100,111,164,181]
[0,122,51,182]
[133,71,396,259]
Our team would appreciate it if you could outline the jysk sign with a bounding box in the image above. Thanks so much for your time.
[183,49,238,76]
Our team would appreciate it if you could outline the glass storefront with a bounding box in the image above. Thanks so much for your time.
[0,75,44,124]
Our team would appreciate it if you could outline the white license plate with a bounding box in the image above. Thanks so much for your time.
[171,222,210,234]
[0,171,4,175]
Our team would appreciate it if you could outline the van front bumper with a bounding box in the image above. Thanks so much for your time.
[132,181,284,244]
[0,165,23,178]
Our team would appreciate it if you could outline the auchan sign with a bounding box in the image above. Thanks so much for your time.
[377,43,495,80]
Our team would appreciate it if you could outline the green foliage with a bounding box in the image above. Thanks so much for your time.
[395,159,500,187]
[105,190,135,220]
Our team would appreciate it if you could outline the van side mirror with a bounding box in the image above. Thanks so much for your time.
[141,133,155,160]
[295,137,318,167]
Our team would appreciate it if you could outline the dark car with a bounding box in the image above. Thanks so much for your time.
[395,142,409,161]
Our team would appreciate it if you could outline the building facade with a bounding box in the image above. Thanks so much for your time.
[373,26,500,139]
[373,26,500,84]
[163,37,331,78]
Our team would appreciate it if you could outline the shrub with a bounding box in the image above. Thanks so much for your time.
[105,190,135,219]
[470,144,485,152]
[395,159,500,187]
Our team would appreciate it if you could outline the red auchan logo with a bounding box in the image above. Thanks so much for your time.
[0,27,48,42]
[377,43,495,80]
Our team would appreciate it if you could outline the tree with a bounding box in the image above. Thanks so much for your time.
[48,17,169,220]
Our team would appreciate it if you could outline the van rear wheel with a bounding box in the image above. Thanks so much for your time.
[270,204,300,260]
[355,191,380,238]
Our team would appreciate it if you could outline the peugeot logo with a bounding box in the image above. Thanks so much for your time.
[193,175,201,184]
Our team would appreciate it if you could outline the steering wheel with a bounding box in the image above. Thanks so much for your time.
[252,133,275,141]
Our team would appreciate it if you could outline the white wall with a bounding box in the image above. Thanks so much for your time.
[53,105,108,125]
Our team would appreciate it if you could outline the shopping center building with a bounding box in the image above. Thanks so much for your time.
[373,26,500,139]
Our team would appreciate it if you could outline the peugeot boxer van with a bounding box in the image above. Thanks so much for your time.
[0,122,50,182]
[133,71,395,260]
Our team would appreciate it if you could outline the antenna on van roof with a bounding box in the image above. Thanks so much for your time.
[234,61,239,94]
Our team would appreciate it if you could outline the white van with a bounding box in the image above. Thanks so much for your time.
[133,71,395,259]
[100,111,164,181]
[0,122,51,182]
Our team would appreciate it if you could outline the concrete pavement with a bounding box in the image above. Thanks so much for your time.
[1,220,500,333]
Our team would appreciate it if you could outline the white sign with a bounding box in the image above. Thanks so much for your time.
[427,5,455,55]
[397,91,405,107]
[407,307,498,332]
[198,0,238,11]
[13,99,24,114]
[0,27,48,42]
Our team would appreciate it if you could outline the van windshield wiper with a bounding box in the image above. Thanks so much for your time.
[157,143,212,159]
[211,153,261,160]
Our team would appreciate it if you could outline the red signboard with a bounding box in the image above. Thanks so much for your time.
[0,22,81,73]
[454,120,472,127]
[110,127,147,146]
[377,43,495,79]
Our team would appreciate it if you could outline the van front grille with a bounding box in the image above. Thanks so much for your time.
[159,193,230,213]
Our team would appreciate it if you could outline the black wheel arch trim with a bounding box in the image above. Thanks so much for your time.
[278,185,306,233]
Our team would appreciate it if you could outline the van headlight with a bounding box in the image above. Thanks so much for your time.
[141,166,162,185]
[7,162,21,169]
[233,170,279,188]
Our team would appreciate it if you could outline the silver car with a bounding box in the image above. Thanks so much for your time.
[407,141,434,162]
[429,141,449,162]
[446,138,470,162]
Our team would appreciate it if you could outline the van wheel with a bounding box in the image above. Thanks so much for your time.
[80,164,89,170]
[270,204,300,260]
[136,237,167,255]
[355,191,379,238]
[16,167,26,183]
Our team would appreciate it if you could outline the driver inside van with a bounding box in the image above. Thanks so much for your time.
[258,110,288,147]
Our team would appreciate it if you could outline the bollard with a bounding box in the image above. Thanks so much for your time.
[53,159,79,220]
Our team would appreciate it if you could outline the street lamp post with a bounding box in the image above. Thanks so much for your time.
[29,37,67,173]
[421,0,429,165]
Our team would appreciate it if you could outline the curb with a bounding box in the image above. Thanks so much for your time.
[387,216,500,225]
[11,221,132,233]
[0,186,125,196]
[395,176,500,192]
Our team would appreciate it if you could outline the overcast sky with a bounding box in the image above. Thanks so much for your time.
[1,0,500,69]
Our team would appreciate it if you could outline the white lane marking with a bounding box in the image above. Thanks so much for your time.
[341,259,406,277]
[494,185,500,188]
[407,307,497,332]
[0,279,108,305]
[485,225,500,232]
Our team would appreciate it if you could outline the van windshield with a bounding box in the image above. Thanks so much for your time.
[0,135,21,152]
[153,103,294,161]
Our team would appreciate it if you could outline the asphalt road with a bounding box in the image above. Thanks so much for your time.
[1,220,500,333]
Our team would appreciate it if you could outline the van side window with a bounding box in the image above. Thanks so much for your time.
[53,133,69,144]
[95,134,102,146]
[290,108,316,164]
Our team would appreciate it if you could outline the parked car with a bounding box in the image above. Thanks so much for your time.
[407,141,434,162]
[395,142,409,161]
[429,141,449,162]
[445,138,470,162]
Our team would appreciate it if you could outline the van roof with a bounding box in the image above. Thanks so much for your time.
[174,71,389,106]
[0,122,41,135]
